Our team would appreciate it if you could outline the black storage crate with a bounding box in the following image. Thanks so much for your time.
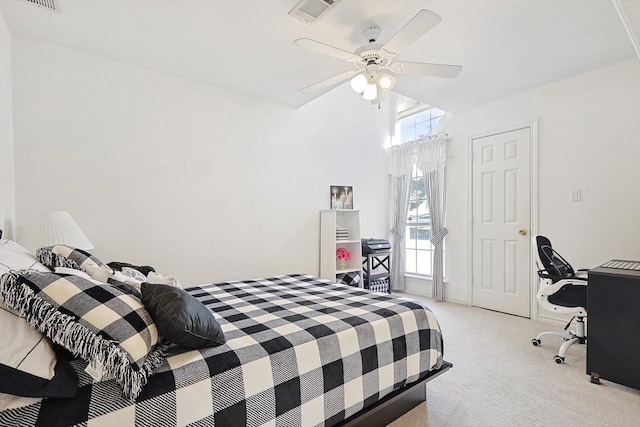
[362,251,391,294]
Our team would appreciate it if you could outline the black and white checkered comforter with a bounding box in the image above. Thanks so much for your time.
[0,274,443,427]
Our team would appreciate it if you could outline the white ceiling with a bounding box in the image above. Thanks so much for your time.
[0,0,638,113]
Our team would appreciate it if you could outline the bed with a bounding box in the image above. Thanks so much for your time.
[0,240,449,427]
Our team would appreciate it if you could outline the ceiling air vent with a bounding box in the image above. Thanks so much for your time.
[288,0,341,24]
[21,0,59,12]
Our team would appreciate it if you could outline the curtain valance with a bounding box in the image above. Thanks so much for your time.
[387,133,449,177]
[387,143,415,177]
[415,136,447,174]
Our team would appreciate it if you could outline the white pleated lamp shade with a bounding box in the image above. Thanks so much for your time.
[32,211,94,250]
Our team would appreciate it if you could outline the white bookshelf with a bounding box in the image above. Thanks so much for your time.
[320,209,362,283]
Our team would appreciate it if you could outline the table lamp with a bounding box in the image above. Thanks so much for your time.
[31,211,94,250]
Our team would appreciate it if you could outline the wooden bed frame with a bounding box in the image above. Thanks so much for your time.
[338,360,452,427]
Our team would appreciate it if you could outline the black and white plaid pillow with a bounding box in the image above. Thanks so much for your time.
[0,270,167,400]
[337,271,361,287]
[36,245,108,272]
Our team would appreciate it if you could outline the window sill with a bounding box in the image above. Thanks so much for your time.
[406,273,432,280]
[405,273,448,283]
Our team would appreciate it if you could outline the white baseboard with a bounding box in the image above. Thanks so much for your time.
[397,289,469,306]
[400,275,470,306]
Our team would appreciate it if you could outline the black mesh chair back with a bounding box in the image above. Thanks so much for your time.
[535,235,576,283]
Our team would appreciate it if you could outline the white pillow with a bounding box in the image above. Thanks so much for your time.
[0,300,56,380]
[111,270,143,291]
[81,263,113,283]
[146,271,182,288]
[121,267,147,282]
[0,240,52,380]
[0,240,51,274]
[0,240,78,398]
[0,300,77,398]
[112,269,134,283]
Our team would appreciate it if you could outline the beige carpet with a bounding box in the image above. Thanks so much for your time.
[386,296,640,427]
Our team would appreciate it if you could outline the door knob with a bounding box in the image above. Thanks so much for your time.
[519,229,528,235]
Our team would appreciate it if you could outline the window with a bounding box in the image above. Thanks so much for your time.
[398,106,444,144]
[395,100,446,276]
[405,165,435,276]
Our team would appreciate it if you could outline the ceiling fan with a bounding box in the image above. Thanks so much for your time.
[293,9,462,104]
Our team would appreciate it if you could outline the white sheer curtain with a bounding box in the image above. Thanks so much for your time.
[387,143,415,291]
[388,134,449,298]
[416,136,448,301]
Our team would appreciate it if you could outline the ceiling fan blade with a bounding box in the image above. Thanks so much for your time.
[299,71,357,94]
[380,9,443,58]
[294,38,360,62]
[391,61,462,78]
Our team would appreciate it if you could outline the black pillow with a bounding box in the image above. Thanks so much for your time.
[141,283,225,349]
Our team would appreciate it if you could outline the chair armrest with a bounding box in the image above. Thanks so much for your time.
[537,270,555,280]
[537,269,588,282]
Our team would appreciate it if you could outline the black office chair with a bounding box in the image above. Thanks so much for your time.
[531,235,588,364]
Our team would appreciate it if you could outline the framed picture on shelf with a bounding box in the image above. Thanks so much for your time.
[330,185,353,209]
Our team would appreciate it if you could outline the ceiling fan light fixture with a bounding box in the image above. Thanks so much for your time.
[376,72,396,91]
[362,82,378,101]
[294,9,462,106]
[350,73,368,93]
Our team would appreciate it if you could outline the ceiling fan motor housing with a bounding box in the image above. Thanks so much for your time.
[354,26,392,70]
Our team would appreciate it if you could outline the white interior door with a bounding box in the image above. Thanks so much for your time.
[472,127,531,317]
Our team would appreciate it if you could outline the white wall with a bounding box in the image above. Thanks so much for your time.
[442,58,640,307]
[11,36,640,311]
[0,9,15,239]
[12,38,391,285]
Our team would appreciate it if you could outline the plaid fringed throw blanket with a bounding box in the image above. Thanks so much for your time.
[0,274,443,427]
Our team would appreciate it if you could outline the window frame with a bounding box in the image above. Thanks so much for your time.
[394,101,446,277]
[405,166,434,277]
[396,105,445,146]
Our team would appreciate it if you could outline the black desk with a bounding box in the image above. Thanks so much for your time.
[587,261,640,389]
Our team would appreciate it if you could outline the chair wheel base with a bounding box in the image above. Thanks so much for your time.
[531,339,541,347]
[553,355,564,364]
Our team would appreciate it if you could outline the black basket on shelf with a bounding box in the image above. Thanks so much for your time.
[369,277,390,293]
